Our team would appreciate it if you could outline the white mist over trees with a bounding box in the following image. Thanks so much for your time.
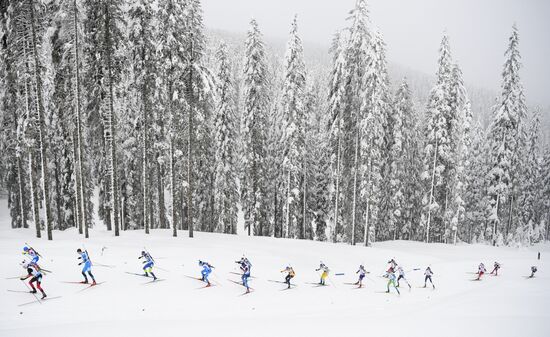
[0,0,547,246]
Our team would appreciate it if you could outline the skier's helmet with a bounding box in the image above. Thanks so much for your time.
[77,248,82,253]
[23,246,29,252]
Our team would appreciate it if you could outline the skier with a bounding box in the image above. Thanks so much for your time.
[139,250,157,280]
[385,269,400,294]
[355,265,367,288]
[387,258,398,272]
[77,248,96,285]
[529,266,538,278]
[235,256,252,274]
[22,245,39,264]
[280,266,295,289]
[20,261,47,299]
[315,262,330,285]
[490,262,501,276]
[199,260,214,286]
[424,266,435,289]
[396,266,411,289]
[235,256,252,287]
[476,262,486,280]
[242,262,251,293]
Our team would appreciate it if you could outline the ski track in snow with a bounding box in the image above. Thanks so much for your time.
[0,200,548,337]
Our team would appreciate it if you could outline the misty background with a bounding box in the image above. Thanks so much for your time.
[202,0,549,137]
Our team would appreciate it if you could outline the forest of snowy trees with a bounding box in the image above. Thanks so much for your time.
[0,0,548,246]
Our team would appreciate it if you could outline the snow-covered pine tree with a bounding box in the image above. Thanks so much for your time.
[180,0,215,236]
[463,122,488,243]
[281,15,307,239]
[386,79,411,241]
[327,0,371,244]
[420,34,453,243]
[448,64,472,244]
[241,18,270,236]
[0,2,30,230]
[327,30,348,243]
[128,0,156,234]
[51,0,91,237]
[157,0,186,236]
[541,148,550,241]
[213,42,239,234]
[485,25,526,245]
[517,108,543,240]
[13,0,55,239]
[361,28,390,245]
[306,79,331,241]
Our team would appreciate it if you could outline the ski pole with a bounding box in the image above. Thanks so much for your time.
[25,242,43,257]
[327,274,338,288]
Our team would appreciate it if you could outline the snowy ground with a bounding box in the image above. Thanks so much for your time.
[0,199,548,337]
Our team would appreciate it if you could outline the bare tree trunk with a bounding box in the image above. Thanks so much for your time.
[492,193,501,246]
[73,0,87,238]
[170,138,177,236]
[16,153,28,228]
[285,170,290,238]
[28,0,53,240]
[302,161,307,240]
[351,117,360,245]
[333,118,342,243]
[54,156,62,229]
[29,153,41,238]
[273,183,279,237]
[104,0,120,236]
[72,133,82,232]
[364,157,372,246]
[425,138,438,243]
[506,196,513,239]
[187,34,195,238]
[23,58,40,237]
[149,169,154,229]
[158,161,166,229]
[142,88,149,234]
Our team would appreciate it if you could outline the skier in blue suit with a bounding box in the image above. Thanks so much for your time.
[242,262,251,293]
[22,246,39,264]
[199,260,214,286]
[77,248,96,284]
[139,251,157,280]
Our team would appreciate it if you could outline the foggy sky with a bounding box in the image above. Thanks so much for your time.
[202,0,550,107]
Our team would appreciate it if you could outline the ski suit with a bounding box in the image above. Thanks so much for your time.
[357,266,366,285]
[424,267,434,288]
[21,262,46,297]
[281,267,295,288]
[386,271,400,294]
[490,262,501,275]
[78,250,96,284]
[200,262,213,284]
[477,263,486,279]
[23,246,39,264]
[397,266,410,288]
[140,252,155,273]
[316,264,329,285]
[242,264,251,290]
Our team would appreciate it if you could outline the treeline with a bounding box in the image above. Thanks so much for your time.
[0,0,548,246]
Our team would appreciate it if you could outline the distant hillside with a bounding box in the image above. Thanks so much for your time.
[205,28,498,129]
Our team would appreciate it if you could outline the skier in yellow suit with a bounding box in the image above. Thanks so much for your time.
[316,262,330,285]
[280,266,295,289]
